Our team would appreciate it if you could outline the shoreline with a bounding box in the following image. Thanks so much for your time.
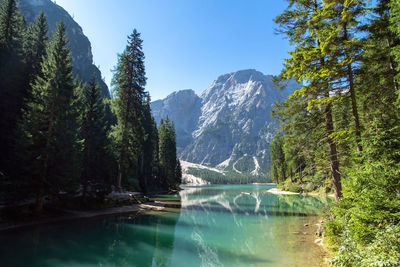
[0,202,165,232]
[267,188,335,198]
[267,187,332,265]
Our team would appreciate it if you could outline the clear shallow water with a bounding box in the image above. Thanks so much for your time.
[0,185,331,267]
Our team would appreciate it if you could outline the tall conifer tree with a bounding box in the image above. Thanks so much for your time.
[111,29,146,191]
[79,76,110,201]
[158,117,178,190]
[23,21,77,212]
[0,0,25,179]
[275,0,343,200]
[314,0,365,152]
[23,11,49,94]
[140,93,158,192]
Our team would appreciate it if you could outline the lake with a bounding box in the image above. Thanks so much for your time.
[0,184,331,266]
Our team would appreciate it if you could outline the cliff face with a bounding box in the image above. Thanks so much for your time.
[151,69,300,175]
[18,0,110,97]
[152,89,202,151]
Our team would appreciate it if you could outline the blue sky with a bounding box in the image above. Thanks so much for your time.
[55,0,291,100]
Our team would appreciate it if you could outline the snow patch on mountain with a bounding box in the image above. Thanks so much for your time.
[181,160,225,174]
[217,157,231,169]
[151,69,301,176]
[232,160,242,174]
[251,157,261,176]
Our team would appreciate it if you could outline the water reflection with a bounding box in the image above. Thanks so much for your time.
[0,185,330,267]
[171,185,330,266]
[0,206,182,267]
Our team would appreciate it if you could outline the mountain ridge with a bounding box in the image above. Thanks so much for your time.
[18,0,110,97]
[151,69,301,178]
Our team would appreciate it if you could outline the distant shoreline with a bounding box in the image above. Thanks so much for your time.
[181,182,276,187]
[267,188,334,198]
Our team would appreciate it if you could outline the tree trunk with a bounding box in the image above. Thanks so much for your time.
[117,161,124,192]
[281,166,286,184]
[117,100,130,192]
[347,63,362,152]
[138,153,147,193]
[325,101,342,201]
[343,24,362,152]
[314,0,342,201]
[290,168,293,183]
[35,188,44,214]
[299,165,303,182]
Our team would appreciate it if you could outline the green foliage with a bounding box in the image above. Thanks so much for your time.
[22,11,49,91]
[78,76,114,199]
[330,225,400,267]
[390,0,400,86]
[158,116,180,190]
[110,29,146,190]
[275,0,400,264]
[20,20,79,211]
[0,3,173,217]
[270,133,286,183]
[0,0,26,180]
[233,155,255,173]
[140,94,159,192]
[175,160,182,186]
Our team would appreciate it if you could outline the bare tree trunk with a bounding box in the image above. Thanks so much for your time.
[313,0,342,201]
[343,25,362,152]
[35,188,45,214]
[117,160,124,192]
[138,153,147,193]
[325,101,342,201]
[299,165,303,182]
[347,63,362,152]
[290,168,293,183]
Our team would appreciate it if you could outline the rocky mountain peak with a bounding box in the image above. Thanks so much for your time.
[18,0,109,97]
[24,0,47,7]
[152,89,202,151]
[151,69,301,176]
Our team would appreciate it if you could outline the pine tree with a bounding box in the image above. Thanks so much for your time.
[6,11,50,202]
[390,0,400,90]
[23,20,77,213]
[270,133,286,183]
[0,0,25,180]
[158,116,178,190]
[175,159,182,186]
[140,93,159,192]
[111,29,146,191]
[79,76,111,201]
[0,0,23,49]
[314,0,365,152]
[23,11,49,95]
[274,0,343,200]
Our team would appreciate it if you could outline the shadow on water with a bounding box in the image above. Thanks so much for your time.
[0,185,331,267]
[0,208,182,267]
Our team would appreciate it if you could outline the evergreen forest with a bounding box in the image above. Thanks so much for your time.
[2,0,400,265]
[0,0,181,215]
[271,0,400,264]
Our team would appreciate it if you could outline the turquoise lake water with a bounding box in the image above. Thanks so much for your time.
[0,184,331,266]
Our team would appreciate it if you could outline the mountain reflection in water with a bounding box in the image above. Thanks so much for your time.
[0,184,330,267]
